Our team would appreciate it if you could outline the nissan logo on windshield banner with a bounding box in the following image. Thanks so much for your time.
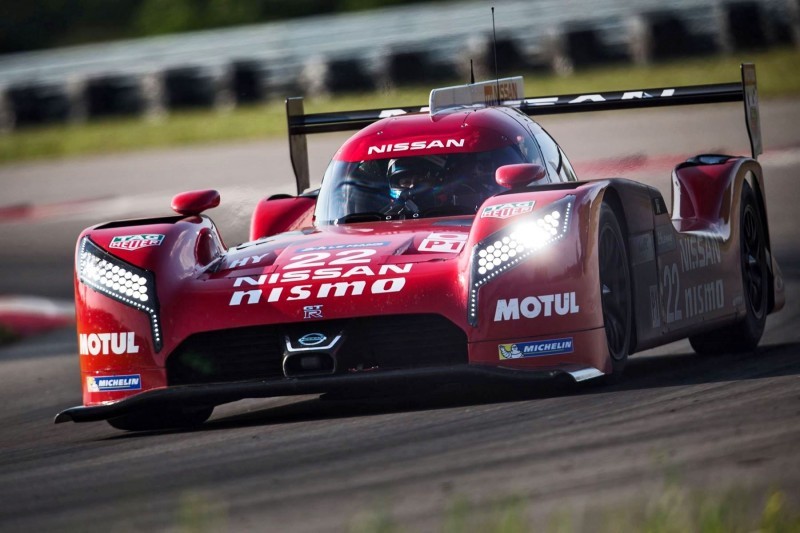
[298,333,327,346]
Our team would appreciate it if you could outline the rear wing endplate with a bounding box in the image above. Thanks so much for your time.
[286,64,761,194]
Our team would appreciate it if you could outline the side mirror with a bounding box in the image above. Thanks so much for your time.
[495,164,547,190]
[171,189,221,216]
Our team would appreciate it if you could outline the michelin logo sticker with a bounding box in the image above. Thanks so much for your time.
[498,338,574,359]
[86,374,142,392]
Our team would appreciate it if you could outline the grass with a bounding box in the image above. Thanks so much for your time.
[1,47,798,166]
[343,486,800,533]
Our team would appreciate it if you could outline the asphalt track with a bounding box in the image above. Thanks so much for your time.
[0,101,799,531]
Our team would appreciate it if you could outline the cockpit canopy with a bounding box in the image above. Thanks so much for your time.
[315,107,546,225]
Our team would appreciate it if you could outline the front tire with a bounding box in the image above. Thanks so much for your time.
[107,405,213,431]
[689,182,768,355]
[598,203,633,378]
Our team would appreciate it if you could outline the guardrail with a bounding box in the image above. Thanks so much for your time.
[0,0,796,131]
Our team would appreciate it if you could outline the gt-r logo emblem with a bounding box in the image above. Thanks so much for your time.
[304,305,323,319]
[109,234,164,251]
[481,201,534,219]
[298,333,326,346]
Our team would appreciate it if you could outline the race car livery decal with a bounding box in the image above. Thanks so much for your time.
[481,201,535,219]
[418,232,467,253]
[494,292,580,321]
[660,262,726,325]
[629,233,655,266]
[229,264,413,305]
[367,139,465,155]
[230,278,407,305]
[649,285,661,328]
[79,332,140,356]
[303,305,323,319]
[86,374,142,392]
[655,225,676,253]
[109,234,164,251]
[498,337,574,359]
[300,242,389,252]
[684,279,725,319]
[229,253,271,268]
[234,263,412,285]
[678,235,722,272]
[515,88,676,108]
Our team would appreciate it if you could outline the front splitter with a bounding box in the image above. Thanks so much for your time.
[55,364,603,424]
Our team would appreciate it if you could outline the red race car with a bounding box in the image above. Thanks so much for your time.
[56,64,784,430]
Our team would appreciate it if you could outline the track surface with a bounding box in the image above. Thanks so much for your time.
[1,101,799,531]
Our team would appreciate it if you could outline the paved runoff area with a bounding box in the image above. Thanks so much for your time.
[0,100,799,531]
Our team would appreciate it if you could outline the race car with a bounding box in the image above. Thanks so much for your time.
[56,64,784,430]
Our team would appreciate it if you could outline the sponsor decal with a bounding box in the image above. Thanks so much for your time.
[520,89,675,107]
[230,278,407,305]
[418,232,467,254]
[228,253,271,269]
[483,79,520,103]
[86,374,142,392]
[678,235,721,273]
[300,242,389,252]
[304,305,323,319]
[109,234,164,251]
[367,139,465,155]
[481,201,535,219]
[652,197,668,216]
[494,292,579,321]
[231,264,411,303]
[649,285,661,328]
[629,233,655,266]
[662,260,725,324]
[498,338,574,359]
[79,332,140,356]
[684,279,724,319]
[662,263,683,324]
[655,225,676,254]
[298,333,326,346]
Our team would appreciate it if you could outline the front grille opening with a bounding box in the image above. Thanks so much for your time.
[336,314,467,372]
[167,314,467,386]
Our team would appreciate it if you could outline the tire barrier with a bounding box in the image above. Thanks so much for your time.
[6,82,73,127]
[232,59,269,104]
[163,65,233,111]
[86,73,147,118]
[0,0,793,130]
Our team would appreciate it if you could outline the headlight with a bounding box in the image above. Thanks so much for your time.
[468,196,574,326]
[77,237,162,351]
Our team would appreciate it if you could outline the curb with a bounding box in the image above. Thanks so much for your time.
[0,296,75,341]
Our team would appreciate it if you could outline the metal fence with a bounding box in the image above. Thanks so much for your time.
[0,0,797,130]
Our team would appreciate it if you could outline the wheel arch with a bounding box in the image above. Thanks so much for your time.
[597,184,639,356]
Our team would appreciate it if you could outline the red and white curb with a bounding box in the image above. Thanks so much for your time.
[0,296,75,339]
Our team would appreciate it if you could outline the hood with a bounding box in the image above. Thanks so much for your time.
[214,217,473,278]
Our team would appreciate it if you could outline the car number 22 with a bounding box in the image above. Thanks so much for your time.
[283,249,377,270]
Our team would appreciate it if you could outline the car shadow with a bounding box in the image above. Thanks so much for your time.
[105,340,800,439]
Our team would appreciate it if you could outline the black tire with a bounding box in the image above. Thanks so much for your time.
[107,405,213,431]
[598,203,633,378]
[689,183,768,355]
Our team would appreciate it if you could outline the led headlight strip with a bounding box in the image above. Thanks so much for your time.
[77,237,163,351]
[468,196,574,326]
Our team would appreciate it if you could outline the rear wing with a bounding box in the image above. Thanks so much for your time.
[286,64,761,195]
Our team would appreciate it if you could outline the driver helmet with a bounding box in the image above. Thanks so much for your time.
[386,157,438,200]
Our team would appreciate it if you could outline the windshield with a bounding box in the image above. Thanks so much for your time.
[315,146,529,224]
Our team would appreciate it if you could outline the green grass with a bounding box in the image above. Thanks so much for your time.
[343,486,800,533]
[1,47,798,165]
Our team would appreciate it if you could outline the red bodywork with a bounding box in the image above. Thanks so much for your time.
[66,104,784,418]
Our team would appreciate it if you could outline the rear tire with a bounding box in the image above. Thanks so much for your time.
[598,203,633,379]
[689,183,768,355]
[107,405,213,431]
